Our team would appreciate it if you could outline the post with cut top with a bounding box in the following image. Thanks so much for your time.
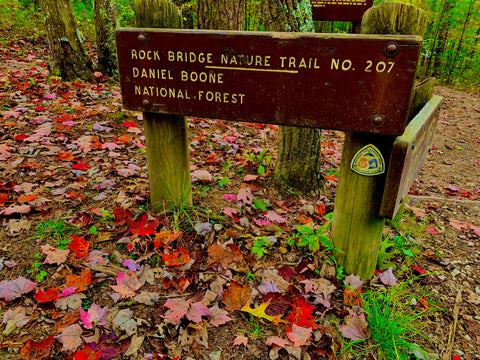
[331,1,427,279]
[134,0,192,212]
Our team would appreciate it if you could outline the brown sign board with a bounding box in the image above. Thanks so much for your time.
[116,28,422,135]
[380,95,442,219]
[311,0,374,22]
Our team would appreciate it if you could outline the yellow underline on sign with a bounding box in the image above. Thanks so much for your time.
[205,65,298,74]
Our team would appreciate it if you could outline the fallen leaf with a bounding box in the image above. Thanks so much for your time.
[54,293,86,310]
[237,187,254,205]
[222,281,251,311]
[124,334,144,357]
[41,244,70,265]
[80,303,108,329]
[162,247,191,266]
[72,346,102,360]
[68,235,90,258]
[379,267,398,286]
[191,169,213,182]
[163,298,190,324]
[343,288,363,307]
[110,272,141,298]
[0,276,36,301]
[129,213,158,235]
[0,204,31,215]
[112,308,137,336]
[338,310,370,341]
[20,335,54,360]
[344,274,364,290]
[113,207,133,225]
[425,225,440,235]
[56,324,83,352]
[265,336,291,348]
[209,306,233,327]
[287,297,317,329]
[186,301,211,323]
[286,324,312,347]
[265,210,286,224]
[233,335,248,346]
[241,302,285,324]
[133,291,159,305]
[2,306,30,327]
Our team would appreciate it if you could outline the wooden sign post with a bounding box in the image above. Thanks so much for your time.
[118,1,438,279]
[331,2,428,278]
[134,0,192,212]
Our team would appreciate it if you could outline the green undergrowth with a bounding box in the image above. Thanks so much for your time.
[0,1,43,37]
[31,218,79,246]
[341,276,442,359]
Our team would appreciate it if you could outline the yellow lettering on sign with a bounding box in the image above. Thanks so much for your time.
[131,49,160,60]
[220,54,271,67]
[180,70,224,84]
[197,90,245,104]
[132,67,173,80]
[167,51,213,64]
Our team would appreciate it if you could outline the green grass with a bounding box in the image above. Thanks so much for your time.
[32,218,78,245]
[341,280,440,359]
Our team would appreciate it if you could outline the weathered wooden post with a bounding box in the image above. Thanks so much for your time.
[331,1,427,279]
[134,0,192,212]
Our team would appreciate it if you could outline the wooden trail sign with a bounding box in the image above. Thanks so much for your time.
[311,0,374,22]
[116,29,422,135]
[380,95,442,218]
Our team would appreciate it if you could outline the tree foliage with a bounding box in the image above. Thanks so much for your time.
[10,0,479,90]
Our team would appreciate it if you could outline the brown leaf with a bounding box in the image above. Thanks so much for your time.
[54,311,81,333]
[221,281,251,311]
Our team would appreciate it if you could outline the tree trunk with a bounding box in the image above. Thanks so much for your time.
[429,0,452,79]
[261,0,323,195]
[94,0,119,77]
[446,0,474,83]
[197,0,244,30]
[40,0,94,81]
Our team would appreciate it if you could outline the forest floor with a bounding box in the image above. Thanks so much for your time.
[0,32,480,360]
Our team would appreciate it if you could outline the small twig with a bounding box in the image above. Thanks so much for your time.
[442,289,462,360]
[159,293,191,299]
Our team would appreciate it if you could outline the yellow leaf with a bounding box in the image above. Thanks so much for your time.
[240,302,286,324]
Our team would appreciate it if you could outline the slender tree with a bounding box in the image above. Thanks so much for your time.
[446,0,475,82]
[94,0,119,77]
[262,0,324,195]
[39,0,94,81]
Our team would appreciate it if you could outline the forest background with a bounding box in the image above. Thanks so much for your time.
[1,0,479,93]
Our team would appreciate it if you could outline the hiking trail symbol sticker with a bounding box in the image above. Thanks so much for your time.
[351,144,385,176]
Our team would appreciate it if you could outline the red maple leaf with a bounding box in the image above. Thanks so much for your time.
[121,121,137,128]
[72,162,91,170]
[69,235,89,258]
[20,335,54,359]
[162,247,191,266]
[129,213,158,235]
[34,287,61,303]
[317,203,326,216]
[73,346,102,360]
[287,297,318,330]
[154,230,182,249]
[113,206,133,226]
[34,269,91,303]
[66,269,92,291]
